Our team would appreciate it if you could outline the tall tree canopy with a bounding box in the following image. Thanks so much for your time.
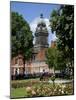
[49,5,74,70]
[11,12,33,61]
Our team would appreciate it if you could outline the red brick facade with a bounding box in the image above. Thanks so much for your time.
[11,41,56,75]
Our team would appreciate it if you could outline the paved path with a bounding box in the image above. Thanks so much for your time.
[49,79,73,84]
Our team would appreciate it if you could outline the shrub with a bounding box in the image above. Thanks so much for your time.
[11,80,41,88]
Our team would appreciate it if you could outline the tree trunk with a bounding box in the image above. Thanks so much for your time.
[53,67,55,75]
[23,57,25,75]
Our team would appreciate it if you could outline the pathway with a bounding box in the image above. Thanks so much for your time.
[49,79,73,84]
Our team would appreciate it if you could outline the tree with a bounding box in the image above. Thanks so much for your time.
[11,12,33,73]
[49,5,74,75]
[46,47,59,86]
[46,47,66,71]
[46,47,58,74]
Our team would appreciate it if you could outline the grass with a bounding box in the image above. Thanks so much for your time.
[11,87,28,98]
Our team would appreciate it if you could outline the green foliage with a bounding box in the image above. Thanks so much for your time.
[46,47,58,70]
[56,51,66,70]
[11,79,40,89]
[11,12,30,36]
[50,5,74,69]
[11,12,33,60]
[46,47,66,71]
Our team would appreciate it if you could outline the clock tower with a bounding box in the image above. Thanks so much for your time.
[34,14,49,61]
[34,14,48,52]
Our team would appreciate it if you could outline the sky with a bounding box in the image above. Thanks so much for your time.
[11,1,60,46]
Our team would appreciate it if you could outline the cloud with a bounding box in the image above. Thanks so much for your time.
[30,17,57,45]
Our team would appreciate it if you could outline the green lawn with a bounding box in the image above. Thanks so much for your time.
[11,87,28,98]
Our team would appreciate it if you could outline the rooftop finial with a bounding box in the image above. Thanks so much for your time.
[40,13,43,18]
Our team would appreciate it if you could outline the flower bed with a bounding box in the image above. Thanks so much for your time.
[25,82,73,97]
[11,79,73,98]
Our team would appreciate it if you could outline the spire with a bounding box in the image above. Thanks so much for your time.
[40,13,43,18]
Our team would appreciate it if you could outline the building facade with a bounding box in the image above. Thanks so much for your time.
[11,14,56,76]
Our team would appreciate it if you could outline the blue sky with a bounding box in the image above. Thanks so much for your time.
[11,1,60,46]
